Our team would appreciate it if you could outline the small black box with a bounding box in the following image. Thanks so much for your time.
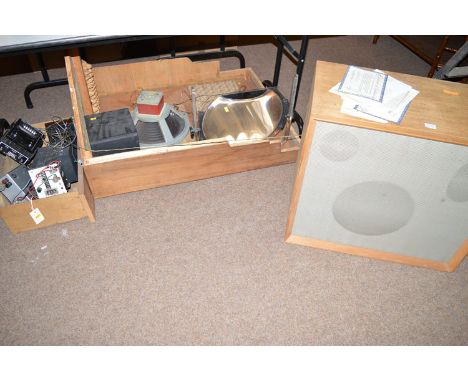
[0,119,44,165]
[84,109,139,157]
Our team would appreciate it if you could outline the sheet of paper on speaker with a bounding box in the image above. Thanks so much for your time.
[337,66,388,102]
[330,83,391,123]
[330,66,419,123]
[340,98,389,123]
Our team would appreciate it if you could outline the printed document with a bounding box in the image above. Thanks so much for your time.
[330,66,419,124]
[338,66,388,102]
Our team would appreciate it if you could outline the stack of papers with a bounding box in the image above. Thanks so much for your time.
[330,66,419,124]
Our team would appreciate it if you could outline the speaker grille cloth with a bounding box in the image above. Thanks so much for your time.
[292,121,468,262]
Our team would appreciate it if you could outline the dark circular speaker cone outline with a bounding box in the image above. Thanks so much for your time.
[332,181,415,236]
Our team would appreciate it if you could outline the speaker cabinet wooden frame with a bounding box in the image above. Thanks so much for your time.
[285,61,468,272]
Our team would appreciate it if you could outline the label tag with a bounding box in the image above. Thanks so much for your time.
[424,122,437,130]
[30,208,45,225]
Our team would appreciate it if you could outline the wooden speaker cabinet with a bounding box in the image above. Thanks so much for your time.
[286,61,468,272]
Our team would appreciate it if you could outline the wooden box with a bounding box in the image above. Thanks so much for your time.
[0,122,95,233]
[65,56,299,199]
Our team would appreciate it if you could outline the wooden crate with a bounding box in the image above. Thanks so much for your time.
[65,56,299,199]
[0,123,95,233]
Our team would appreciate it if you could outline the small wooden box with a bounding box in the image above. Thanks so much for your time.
[0,123,95,233]
[65,56,299,199]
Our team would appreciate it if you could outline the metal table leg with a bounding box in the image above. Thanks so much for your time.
[293,36,309,111]
[268,36,309,135]
[173,35,245,68]
[24,52,68,109]
[181,50,245,68]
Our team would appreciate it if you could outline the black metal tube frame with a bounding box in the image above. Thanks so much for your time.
[20,36,309,114]
[270,36,309,135]
[179,50,245,68]
[22,36,246,109]
[273,36,309,111]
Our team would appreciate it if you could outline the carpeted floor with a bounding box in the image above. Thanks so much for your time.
[0,36,467,345]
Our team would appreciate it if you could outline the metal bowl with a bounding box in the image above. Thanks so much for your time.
[201,88,288,142]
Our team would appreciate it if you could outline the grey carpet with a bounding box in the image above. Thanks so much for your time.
[0,36,467,345]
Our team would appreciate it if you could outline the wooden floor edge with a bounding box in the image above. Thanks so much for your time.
[285,234,463,272]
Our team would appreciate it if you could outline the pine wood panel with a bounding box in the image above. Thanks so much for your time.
[70,55,93,115]
[0,186,85,233]
[0,177,95,233]
[77,163,96,223]
[92,58,221,96]
[312,60,468,146]
[284,119,316,240]
[65,56,92,161]
[85,140,297,199]
[286,235,467,273]
[96,73,259,114]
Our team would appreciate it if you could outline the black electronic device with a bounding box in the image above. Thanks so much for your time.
[30,144,78,184]
[0,119,44,165]
[84,108,139,157]
[0,118,10,137]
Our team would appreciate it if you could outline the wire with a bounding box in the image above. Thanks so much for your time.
[12,179,32,204]
[14,183,36,202]
[32,173,61,198]
[143,88,252,113]
[76,134,300,154]
[46,117,77,151]
[6,159,62,206]
[51,86,294,155]
[31,161,61,188]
